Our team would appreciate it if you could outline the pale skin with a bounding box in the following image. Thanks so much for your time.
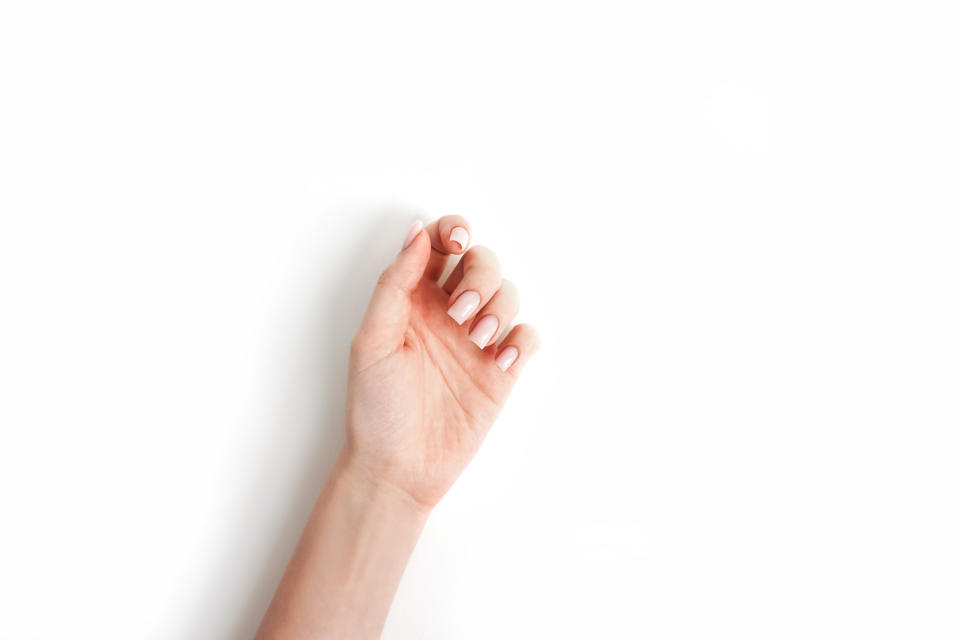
[255,216,540,639]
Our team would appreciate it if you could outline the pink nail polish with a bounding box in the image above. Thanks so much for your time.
[449,226,469,252]
[402,220,423,249]
[496,346,519,371]
[447,291,480,325]
[468,315,499,348]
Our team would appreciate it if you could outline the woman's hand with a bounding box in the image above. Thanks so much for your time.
[256,217,538,639]
[346,216,540,509]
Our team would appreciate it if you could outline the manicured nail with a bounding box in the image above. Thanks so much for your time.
[402,220,423,249]
[447,291,480,325]
[449,226,469,252]
[468,315,499,349]
[496,346,519,371]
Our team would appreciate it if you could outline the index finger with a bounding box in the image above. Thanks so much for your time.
[423,215,472,281]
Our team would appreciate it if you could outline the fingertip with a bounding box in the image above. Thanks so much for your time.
[496,323,540,374]
[400,228,433,266]
[528,326,542,353]
[448,226,469,253]
[401,220,424,251]
[495,345,519,371]
[390,222,431,290]
[429,215,471,255]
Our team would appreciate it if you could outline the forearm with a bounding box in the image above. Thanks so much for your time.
[255,450,430,639]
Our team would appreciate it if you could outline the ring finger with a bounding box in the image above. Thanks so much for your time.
[466,279,519,349]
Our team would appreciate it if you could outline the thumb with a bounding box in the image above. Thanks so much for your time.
[353,220,431,364]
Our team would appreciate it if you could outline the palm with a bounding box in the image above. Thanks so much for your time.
[348,281,510,507]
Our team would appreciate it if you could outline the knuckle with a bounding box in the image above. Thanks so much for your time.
[467,265,500,284]
[499,278,520,301]
[376,267,409,294]
[465,245,500,269]
[376,267,394,287]
[350,331,370,357]
[515,323,540,346]
[491,282,520,315]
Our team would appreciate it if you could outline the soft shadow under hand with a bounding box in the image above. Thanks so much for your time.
[184,209,416,639]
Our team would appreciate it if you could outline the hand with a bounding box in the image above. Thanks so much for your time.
[344,216,540,509]
[256,217,540,639]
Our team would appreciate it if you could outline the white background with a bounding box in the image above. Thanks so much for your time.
[1,1,958,638]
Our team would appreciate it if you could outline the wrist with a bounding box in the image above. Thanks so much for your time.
[332,449,433,525]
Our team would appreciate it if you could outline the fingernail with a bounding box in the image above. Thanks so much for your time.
[447,290,480,325]
[468,315,499,349]
[449,226,469,252]
[402,220,423,249]
[496,346,519,371]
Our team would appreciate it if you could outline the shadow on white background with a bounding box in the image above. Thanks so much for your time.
[184,210,414,639]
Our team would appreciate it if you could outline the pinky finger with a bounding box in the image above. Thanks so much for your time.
[494,323,541,375]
